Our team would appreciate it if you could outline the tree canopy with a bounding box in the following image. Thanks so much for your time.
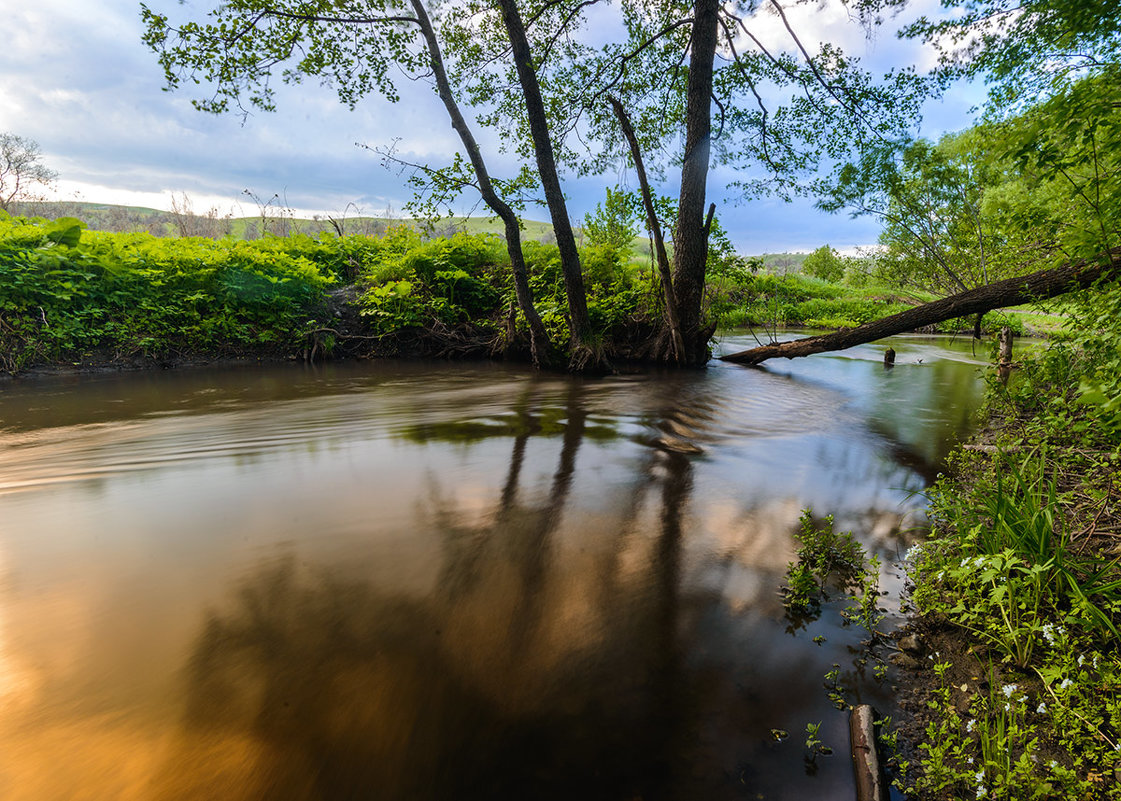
[142,0,926,366]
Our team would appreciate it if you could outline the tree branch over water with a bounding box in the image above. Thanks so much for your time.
[721,250,1121,366]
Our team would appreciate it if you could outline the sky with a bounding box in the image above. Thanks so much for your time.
[0,0,985,254]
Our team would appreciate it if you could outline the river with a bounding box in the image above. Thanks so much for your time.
[0,331,989,800]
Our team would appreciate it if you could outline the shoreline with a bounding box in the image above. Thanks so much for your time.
[883,363,1121,798]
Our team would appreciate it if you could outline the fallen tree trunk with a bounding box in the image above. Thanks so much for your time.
[721,251,1120,366]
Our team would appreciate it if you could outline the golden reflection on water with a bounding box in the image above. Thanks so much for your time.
[0,350,986,800]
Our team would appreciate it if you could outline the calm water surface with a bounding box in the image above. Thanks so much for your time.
[0,332,989,800]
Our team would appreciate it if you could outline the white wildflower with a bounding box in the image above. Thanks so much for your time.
[1059,678,1074,691]
[1037,702,1047,713]
[966,719,975,733]
[1077,654,1086,667]
[1002,683,1018,698]
[1042,623,1055,645]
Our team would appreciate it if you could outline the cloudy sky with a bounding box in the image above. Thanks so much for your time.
[1,0,984,254]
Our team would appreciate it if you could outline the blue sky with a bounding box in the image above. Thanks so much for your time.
[0,0,983,254]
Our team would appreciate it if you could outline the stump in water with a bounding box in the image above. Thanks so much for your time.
[883,347,895,368]
[850,704,887,801]
[998,326,1014,385]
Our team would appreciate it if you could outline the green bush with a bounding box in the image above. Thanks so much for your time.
[0,213,334,370]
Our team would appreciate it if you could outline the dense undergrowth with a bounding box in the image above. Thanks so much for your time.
[0,214,335,372]
[897,280,1121,799]
[0,211,1057,375]
[0,214,658,372]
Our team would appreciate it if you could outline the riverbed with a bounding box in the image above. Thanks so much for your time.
[0,332,990,800]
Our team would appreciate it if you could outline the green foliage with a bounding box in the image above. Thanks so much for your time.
[712,271,942,332]
[782,511,870,625]
[898,647,1121,800]
[432,269,500,314]
[896,0,1120,111]
[804,721,833,757]
[0,214,334,371]
[1069,285,1121,432]
[355,231,508,334]
[141,1,427,115]
[900,287,1121,796]
[582,187,638,256]
[803,245,846,283]
[359,279,425,333]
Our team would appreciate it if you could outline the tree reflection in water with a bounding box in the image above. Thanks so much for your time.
[156,381,704,801]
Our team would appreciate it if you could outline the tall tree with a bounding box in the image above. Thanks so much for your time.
[670,0,720,365]
[141,0,554,364]
[493,0,593,355]
[454,0,923,363]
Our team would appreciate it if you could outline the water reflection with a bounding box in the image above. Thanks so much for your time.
[0,342,988,800]
[156,382,706,801]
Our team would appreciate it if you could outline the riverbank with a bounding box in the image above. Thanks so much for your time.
[4,213,1069,378]
[888,304,1121,799]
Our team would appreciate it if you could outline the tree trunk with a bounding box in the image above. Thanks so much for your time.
[671,0,720,365]
[608,96,685,364]
[495,0,592,350]
[409,0,550,365]
[721,252,1119,366]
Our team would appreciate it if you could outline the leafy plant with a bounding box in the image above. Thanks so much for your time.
[804,721,833,757]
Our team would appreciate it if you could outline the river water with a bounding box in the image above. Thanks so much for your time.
[0,332,989,800]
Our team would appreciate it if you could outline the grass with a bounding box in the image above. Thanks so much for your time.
[896,310,1121,799]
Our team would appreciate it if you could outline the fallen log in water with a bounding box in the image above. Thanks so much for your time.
[720,251,1119,366]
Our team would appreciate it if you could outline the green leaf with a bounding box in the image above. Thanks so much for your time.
[44,218,87,248]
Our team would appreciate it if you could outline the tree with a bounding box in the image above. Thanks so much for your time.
[144,0,922,367]
[143,0,557,366]
[0,133,57,212]
[875,0,1121,271]
[492,0,594,356]
[895,0,1120,113]
[803,245,845,283]
[444,0,924,363]
[583,187,638,254]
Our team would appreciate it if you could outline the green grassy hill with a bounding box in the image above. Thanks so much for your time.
[10,200,562,243]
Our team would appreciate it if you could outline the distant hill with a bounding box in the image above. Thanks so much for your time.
[757,251,809,275]
[8,200,561,243]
